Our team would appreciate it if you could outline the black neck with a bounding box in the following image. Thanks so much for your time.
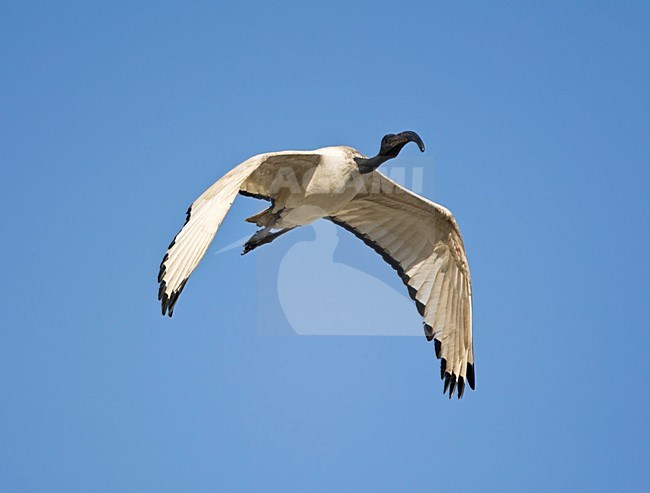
[355,154,392,174]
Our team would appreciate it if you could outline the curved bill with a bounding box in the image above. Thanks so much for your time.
[397,131,425,152]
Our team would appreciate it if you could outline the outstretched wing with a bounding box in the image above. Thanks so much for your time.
[328,171,474,398]
[158,151,320,316]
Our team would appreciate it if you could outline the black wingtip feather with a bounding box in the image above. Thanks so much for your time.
[413,296,425,317]
[466,363,475,390]
[434,339,442,359]
[158,275,188,317]
[424,323,434,341]
[440,358,447,380]
[448,374,457,399]
[457,376,465,398]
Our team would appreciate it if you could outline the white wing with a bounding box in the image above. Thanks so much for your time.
[158,151,320,316]
[328,171,474,398]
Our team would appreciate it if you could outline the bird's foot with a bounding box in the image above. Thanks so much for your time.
[241,239,259,255]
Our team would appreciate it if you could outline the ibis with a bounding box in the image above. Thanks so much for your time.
[157,131,474,398]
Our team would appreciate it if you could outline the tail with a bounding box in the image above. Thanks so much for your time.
[245,207,275,227]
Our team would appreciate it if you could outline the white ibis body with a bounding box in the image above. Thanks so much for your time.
[158,131,474,398]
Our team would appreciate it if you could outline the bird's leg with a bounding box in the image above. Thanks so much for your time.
[242,226,297,255]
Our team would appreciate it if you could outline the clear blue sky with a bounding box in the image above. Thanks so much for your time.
[1,2,649,492]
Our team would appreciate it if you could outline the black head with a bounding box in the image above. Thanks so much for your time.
[378,131,426,158]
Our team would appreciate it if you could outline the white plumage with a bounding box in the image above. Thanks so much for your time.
[158,132,474,398]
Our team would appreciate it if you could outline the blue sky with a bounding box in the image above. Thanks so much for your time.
[1,1,649,492]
